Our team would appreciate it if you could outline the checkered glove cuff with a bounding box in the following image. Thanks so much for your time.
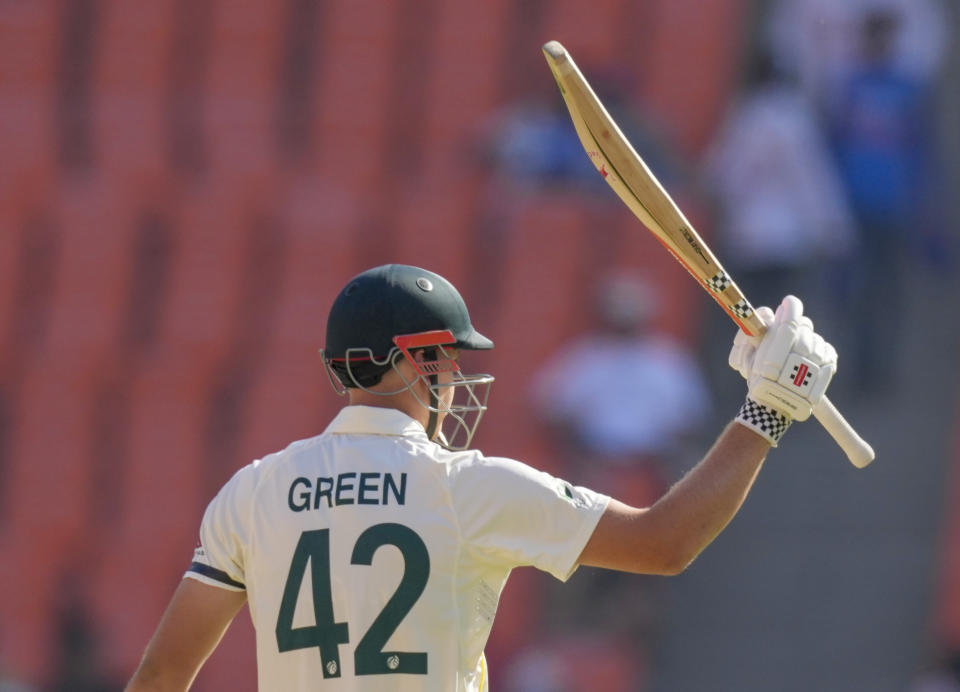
[736,396,792,446]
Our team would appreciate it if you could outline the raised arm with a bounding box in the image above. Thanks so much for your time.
[126,578,247,692]
[578,422,770,575]
[579,296,837,575]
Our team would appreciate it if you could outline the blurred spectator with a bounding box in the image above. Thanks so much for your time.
[480,92,596,192]
[530,270,711,497]
[478,67,685,197]
[527,270,710,690]
[469,64,700,323]
[765,0,949,112]
[0,666,34,692]
[701,47,857,311]
[827,8,941,391]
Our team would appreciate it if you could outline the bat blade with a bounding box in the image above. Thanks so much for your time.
[542,40,874,468]
[542,40,764,338]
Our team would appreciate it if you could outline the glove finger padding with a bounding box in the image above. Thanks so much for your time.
[728,305,775,379]
[804,334,837,405]
[745,295,837,423]
[729,332,756,379]
[776,295,804,324]
[793,321,816,359]
[756,305,775,329]
[754,297,803,381]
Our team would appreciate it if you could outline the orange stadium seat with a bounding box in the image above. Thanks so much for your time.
[387,176,479,292]
[475,193,592,471]
[0,359,106,682]
[310,0,402,190]
[155,178,271,367]
[2,173,272,681]
[0,1,57,188]
[540,0,632,68]
[142,172,366,687]
[0,179,57,365]
[0,174,156,680]
[1,367,106,549]
[235,173,367,463]
[177,177,289,488]
[40,177,142,359]
[88,355,217,678]
[203,0,285,175]
[638,0,747,155]
[0,213,16,360]
[417,0,512,181]
[237,348,330,468]
[81,174,283,681]
[270,172,364,345]
[94,0,176,178]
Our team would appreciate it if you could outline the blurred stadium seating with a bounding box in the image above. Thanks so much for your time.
[0,0,765,688]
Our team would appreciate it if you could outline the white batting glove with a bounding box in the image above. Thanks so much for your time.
[728,296,837,445]
[728,305,775,379]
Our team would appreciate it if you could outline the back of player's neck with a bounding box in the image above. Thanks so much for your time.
[347,389,428,428]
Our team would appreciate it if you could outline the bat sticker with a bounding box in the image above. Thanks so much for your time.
[706,271,732,293]
[730,300,754,319]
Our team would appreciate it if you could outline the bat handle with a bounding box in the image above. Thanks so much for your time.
[812,396,875,468]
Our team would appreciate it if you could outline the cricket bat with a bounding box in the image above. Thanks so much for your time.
[542,40,874,468]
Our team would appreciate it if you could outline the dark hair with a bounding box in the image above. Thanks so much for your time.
[329,346,440,389]
[328,358,394,389]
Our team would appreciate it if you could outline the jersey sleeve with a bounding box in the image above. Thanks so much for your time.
[449,455,610,581]
[184,462,259,592]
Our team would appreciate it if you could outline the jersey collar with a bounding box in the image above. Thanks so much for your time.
[324,405,430,441]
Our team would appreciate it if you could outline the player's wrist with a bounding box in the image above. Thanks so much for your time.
[746,377,812,421]
[735,396,792,447]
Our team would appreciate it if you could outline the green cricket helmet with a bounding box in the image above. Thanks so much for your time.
[324,264,493,363]
[323,264,494,450]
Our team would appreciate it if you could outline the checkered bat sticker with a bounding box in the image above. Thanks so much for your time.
[706,271,732,293]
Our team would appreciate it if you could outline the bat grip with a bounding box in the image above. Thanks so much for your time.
[812,396,875,468]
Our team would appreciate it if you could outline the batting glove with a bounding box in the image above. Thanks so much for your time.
[728,305,775,380]
[728,296,837,445]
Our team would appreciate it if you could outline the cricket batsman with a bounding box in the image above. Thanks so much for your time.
[125,263,836,691]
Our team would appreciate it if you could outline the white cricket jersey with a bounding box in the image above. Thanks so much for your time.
[186,405,609,691]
